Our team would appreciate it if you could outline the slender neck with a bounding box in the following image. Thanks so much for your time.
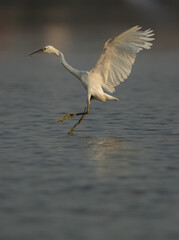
[57,51,81,79]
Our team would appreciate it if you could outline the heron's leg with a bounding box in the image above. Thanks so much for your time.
[68,112,87,134]
[68,95,91,134]
[58,95,91,123]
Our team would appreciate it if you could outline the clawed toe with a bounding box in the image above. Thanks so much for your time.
[57,114,77,123]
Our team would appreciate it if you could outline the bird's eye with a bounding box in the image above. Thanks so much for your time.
[43,47,47,51]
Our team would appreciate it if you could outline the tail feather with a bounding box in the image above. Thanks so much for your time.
[104,93,119,101]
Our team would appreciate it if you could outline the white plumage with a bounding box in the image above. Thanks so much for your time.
[29,26,154,133]
[90,26,154,93]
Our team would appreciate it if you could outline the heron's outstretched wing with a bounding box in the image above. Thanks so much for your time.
[90,26,154,93]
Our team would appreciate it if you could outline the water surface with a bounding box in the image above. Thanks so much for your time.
[0,24,179,240]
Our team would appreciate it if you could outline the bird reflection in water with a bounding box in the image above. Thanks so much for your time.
[86,136,135,163]
[83,136,137,178]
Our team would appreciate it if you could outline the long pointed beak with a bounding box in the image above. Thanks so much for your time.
[28,48,44,57]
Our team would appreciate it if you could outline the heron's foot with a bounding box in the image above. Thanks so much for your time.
[57,113,77,122]
[68,128,75,134]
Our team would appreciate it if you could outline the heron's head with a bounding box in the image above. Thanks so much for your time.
[29,45,60,57]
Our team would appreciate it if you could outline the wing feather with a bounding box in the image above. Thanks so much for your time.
[90,26,154,93]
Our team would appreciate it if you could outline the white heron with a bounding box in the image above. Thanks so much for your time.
[29,26,154,134]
